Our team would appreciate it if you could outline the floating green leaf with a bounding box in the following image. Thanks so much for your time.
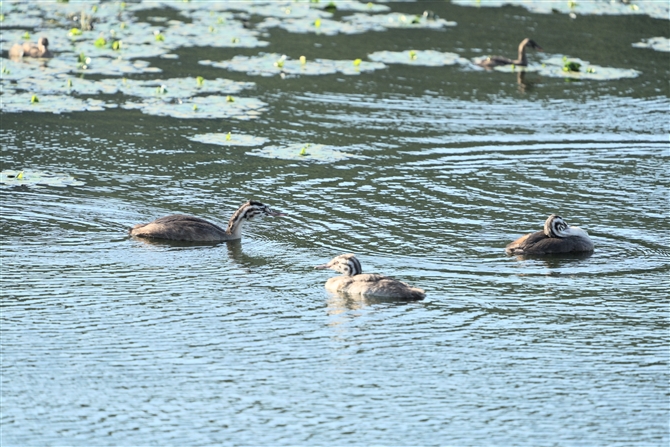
[202,53,385,77]
[249,143,360,163]
[563,60,581,72]
[368,50,468,67]
[1,170,85,188]
[186,132,268,147]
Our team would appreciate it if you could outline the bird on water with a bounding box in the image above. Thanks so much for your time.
[129,200,286,242]
[9,37,53,59]
[315,253,426,300]
[475,38,543,68]
[505,214,594,255]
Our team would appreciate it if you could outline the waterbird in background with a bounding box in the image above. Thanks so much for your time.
[475,38,543,68]
[129,200,286,242]
[315,253,426,300]
[506,214,594,255]
[9,37,53,59]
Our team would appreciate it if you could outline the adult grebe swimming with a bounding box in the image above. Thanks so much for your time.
[506,214,594,255]
[476,38,543,68]
[129,200,286,242]
[315,253,425,300]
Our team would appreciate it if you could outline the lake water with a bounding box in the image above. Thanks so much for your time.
[1,1,668,445]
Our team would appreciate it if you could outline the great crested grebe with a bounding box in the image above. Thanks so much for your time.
[315,253,426,300]
[9,37,53,59]
[129,200,286,242]
[476,38,543,68]
[506,214,594,255]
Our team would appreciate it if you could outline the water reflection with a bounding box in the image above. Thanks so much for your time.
[325,292,418,325]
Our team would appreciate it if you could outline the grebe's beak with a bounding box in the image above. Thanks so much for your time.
[314,261,333,270]
[266,209,287,217]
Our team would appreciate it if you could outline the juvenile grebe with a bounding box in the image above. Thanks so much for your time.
[129,200,286,242]
[315,253,426,300]
[506,214,594,255]
[9,37,53,59]
[476,38,543,68]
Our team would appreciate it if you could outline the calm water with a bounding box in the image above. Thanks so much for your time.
[2,1,669,445]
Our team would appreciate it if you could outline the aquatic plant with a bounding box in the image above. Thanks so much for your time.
[249,143,359,163]
[196,76,205,86]
[94,37,107,47]
[22,32,30,40]
[300,144,311,156]
[0,169,85,187]
[69,28,82,37]
[186,132,267,147]
[77,52,91,69]
[226,95,234,102]
[368,50,467,67]
[563,58,581,72]
[30,95,39,103]
[353,58,362,66]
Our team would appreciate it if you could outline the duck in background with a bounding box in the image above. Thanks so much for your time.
[475,38,543,68]
[9,37,53,59]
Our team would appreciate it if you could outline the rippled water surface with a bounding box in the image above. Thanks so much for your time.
[2,1,669,445]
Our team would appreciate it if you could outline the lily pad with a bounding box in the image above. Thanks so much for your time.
[220,1,328,19]
[200,53,386,77]
[0,170,85,188]
[632,37,670,52]
[536,56,641,80]
[122,95,267,120]
[114,77,255,99]
[248,143,359,163]
[258,15,379,35]
[186,133,269,147]
[1,92,111,114]
[313,1,390,13]
[450,0,668,20]
[368,50,469,66]
[343,12,457,30]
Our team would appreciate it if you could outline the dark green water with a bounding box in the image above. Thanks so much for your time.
[1,1,668,445]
